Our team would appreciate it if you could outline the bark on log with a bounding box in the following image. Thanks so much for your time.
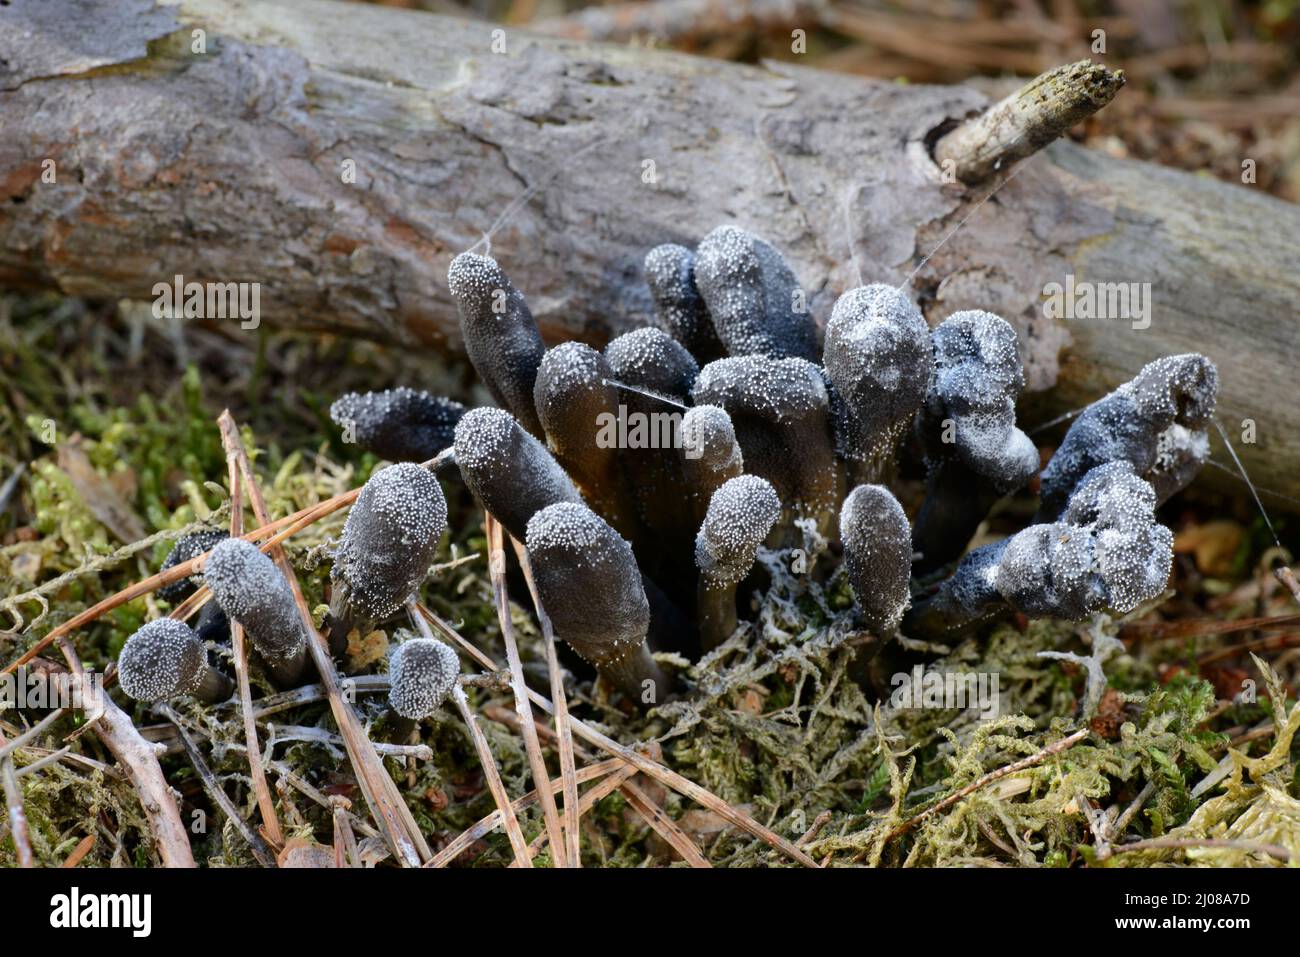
[1,0,1298,503]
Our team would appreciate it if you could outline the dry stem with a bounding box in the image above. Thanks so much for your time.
[510,535,582,868]
[484,515,566,864]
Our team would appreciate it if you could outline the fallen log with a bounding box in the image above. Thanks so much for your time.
[0,0,1297,503]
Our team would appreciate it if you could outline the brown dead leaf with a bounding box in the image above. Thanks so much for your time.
[1174,520,1245,577]
[277,838,337,868]
[346,628,389,671]
[56,435,146,543]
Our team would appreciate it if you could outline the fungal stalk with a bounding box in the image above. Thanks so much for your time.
[694,475,781,651]
[452,406,582,543]
[912,310,1039,570]
[118,618,233,704]
[447,252,546,436]
[329,387,465,462]
[906,462,1173,639]
[525,502,668,704]
[204,538,309,687]
[330,462,448,639]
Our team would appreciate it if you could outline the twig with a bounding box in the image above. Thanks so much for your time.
[0,707,66,762]
[221,438,284,852]
[521,764,640,864]
[429,757,625,868]
[479,703,707,865]
[450,686,533,867]
[1096,780,1156,860]
[61,833,96,868]
[484,515,566,864]
[416,602,818,867]
[0,727,33,867]
[620,780,711,867]
[331,796,360,868]
[933,60,1124,184]
[889,727,1091,841]
[157,703,277,867]
[217,410,431,867]
[510,535,581,868]
[69,657,196,867]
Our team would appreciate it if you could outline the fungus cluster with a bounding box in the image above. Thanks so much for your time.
[251,224,1221,714]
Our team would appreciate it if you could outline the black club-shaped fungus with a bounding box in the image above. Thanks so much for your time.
[604,327,700,402]
[525,501,667,703]
[117,618,232,703]
[329,387,465,462]
[447,252,546,437]
[157,530,228,604]
[822,284,934,465]
[695,475,781,651]
[1038,353,1218,519]
[692,354,838,516]
[840,484,913,634]
[643,243,723,362]
[204,538,309,687]
[532,342,635,534]
[452,407,582,544]
[907,462,1172,638]
[387,637,461,720]
[680,404,743,523]
[912,310,1039,570]
[694,225,817,361]
[330,463,447,636]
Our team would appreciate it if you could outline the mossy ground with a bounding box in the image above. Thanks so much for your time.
[2,294,1297,867]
